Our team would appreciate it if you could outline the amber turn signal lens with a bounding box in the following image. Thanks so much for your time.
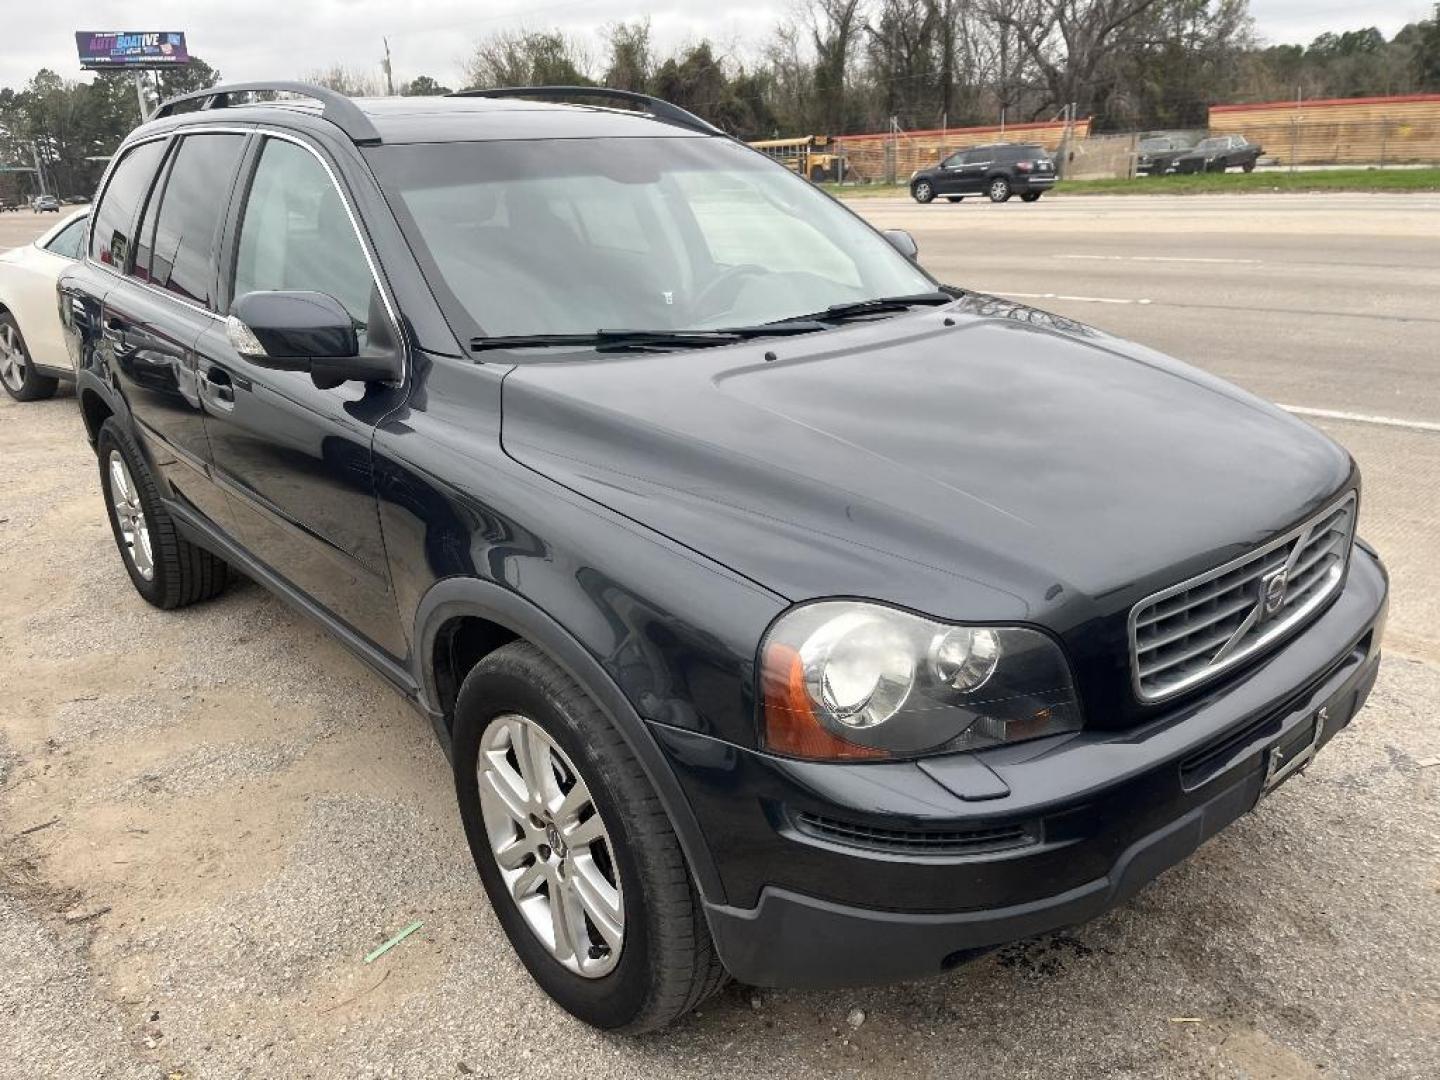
[761,642,887,761]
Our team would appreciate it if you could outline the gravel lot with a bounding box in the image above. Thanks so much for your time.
[2,199,1438,1079]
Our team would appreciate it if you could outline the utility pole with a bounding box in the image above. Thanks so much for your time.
[30,141,47,197]
[132,69,149,121]
[382,37,395,96]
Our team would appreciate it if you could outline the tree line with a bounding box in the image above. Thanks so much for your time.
[4,1,1439,200]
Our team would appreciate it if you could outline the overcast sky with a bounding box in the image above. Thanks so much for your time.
[2,1,1432,95]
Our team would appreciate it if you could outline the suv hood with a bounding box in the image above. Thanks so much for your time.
[500,295,1352,633]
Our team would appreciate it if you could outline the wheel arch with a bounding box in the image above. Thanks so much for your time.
[413,575,727,904]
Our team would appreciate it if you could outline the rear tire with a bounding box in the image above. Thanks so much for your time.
[911,180,935,204]
[1020,192,1042,202]
[96,419,230,609]
[1242,160,1256,173]
[945,196,963,203]
[452,641,727,1032]
[0,313,58,402]
[987,177,1012,202]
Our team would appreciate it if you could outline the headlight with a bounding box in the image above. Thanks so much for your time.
[760,601,1080,761]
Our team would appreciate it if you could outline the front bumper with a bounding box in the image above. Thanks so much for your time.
[654,546,1387,988]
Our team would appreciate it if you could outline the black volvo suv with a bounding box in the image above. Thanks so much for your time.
[59,83,1387,1032]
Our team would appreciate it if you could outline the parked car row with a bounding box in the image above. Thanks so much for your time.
[905,130,1262,204]
[1138,133,1264,175]
[4,84,1387,1036]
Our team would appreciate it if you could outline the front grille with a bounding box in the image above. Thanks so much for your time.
[793,812,1037,857]
[1129,492,1356,703]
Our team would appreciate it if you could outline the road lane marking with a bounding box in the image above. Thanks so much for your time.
[1278,405,1440,434]
[1055,254,1262,265]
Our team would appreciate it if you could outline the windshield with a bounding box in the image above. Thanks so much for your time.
[1195,138,1227,151]
[367,137,935,340]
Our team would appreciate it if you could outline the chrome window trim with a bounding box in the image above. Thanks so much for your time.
[1127,491,1358,704]
[83,123,405,381]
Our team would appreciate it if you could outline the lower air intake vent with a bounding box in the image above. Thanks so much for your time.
[792,812,1037,856]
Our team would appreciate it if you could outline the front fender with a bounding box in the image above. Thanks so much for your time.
[412,575,729,904]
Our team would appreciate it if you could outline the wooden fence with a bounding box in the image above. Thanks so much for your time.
[833,118,1092,183]
[1209,94,1440,165]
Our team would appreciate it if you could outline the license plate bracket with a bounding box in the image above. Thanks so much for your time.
[1260,706,1328,798]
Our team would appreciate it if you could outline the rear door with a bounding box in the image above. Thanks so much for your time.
[98,131,251,537]
[199,133,407,657]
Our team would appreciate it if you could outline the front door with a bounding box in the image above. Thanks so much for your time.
[201,134,407,657]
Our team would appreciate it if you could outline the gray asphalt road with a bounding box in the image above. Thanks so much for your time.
[1,196,1437,1080]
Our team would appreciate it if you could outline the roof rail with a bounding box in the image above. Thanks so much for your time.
[448,86,723,136]
[151,81,383,144]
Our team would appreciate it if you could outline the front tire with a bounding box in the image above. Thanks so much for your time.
[96,419,230,609]
[987,176,1012,202]
[452,641,726,1032]
[911,179,935,203]
[0,313,58,402]
[1242,160,1256,173]
[945,196,964,203]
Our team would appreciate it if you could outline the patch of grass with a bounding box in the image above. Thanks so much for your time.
[1058,168,1440,195]
[821,167,1440,199]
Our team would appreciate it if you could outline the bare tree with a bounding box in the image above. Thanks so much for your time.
[307,64,386,97]
[462,30,594,89]
[982,0,1166,115]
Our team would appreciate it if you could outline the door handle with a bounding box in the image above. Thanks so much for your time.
[198,366,236,409]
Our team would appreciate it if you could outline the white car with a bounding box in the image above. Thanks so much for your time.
[1,209,89,401]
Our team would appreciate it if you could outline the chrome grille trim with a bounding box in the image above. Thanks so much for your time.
[1129,492,1356,703]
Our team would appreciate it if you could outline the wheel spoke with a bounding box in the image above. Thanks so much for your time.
[547,869,586,965]
[553,775,592,827]
[479,757,530,826]
[570,855,623,949]
[563,812,605,850]
[509,860,545,903]
[493,834,531,871]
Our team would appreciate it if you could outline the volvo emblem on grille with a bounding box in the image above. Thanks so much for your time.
[1260,567,1289,618]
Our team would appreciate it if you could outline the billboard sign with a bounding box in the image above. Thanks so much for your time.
[76,32,189,69]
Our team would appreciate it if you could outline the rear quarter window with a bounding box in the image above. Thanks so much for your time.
[90,139,167,269]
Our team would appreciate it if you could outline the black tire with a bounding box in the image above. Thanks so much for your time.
[1020,192,1042,202]
[911,179,935,204]
[452,641,726,1032]
[0,312,59,402]
[987,176,1012,203]
[96,418,230,609]
[946,196,964,203]
[1242,160,1256,173]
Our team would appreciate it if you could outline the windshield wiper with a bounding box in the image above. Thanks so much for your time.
[470,322,830,354]
[771,290,956,327]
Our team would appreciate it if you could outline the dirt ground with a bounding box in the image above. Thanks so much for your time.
[1,201,1437,1079]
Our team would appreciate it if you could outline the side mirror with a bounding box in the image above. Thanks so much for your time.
[883,228,919,262]
[226,290,401,385]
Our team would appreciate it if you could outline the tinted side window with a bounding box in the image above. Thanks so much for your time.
[91,139,167,267]
[232,138,375,340]
[146,134,247,307]
[43,217,88,260]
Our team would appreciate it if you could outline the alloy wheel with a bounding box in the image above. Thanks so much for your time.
[0,323,25,392]
[989,179,1009,201]
[913,181,932,202]
[477,713,625,978]
[108,451,154,580]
